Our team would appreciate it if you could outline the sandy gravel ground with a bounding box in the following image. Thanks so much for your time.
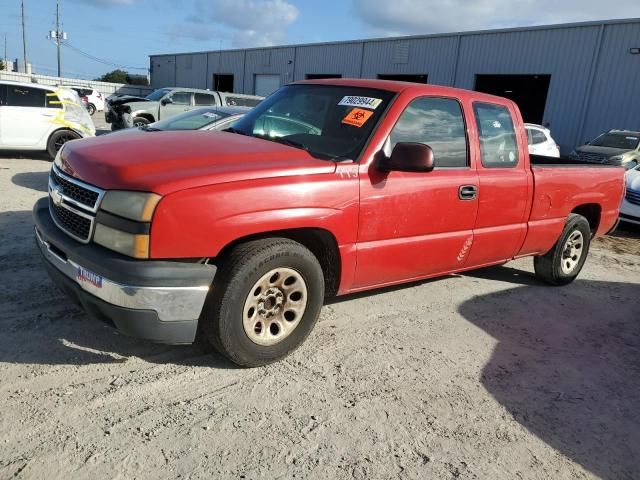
[0,155,639,480]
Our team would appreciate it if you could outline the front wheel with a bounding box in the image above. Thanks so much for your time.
[132,117,150,128]
[47,130,81,160]
[202,238,325,367]
[534,213,591,285]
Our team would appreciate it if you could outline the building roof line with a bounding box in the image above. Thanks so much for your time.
[149,17,640,58]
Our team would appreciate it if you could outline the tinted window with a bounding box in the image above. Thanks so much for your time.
[474,103,519,168]
[45,92,63,109]
[194,93,217,106]
[526,128,533,146]
[146,88,172,101]
[389,97,468,168]
[168,92,192,105]
[225,96,261,107]
[531,129,547,145]
[7,85,46,108]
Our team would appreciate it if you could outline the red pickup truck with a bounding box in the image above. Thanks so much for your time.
[34,79,625,366]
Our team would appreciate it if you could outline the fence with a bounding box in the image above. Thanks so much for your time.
[0,71,154,98]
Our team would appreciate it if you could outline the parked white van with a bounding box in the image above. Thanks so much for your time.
[0,81,95,159]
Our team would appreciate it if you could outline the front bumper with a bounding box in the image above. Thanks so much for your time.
[620,199,640,226]
[33,198,216,344]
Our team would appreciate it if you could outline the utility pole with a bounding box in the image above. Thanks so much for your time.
[21,0,28,73]
[48,0,67,78]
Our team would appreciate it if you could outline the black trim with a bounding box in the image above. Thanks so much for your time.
[531,154,623,167]
[34,198,216,288]
[41,260,198,344]
[620,213,640,221]
[96,210,151,234]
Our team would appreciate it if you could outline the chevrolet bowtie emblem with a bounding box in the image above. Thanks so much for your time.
[51,185,64,207]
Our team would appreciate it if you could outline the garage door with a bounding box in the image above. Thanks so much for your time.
[254,74,281,97]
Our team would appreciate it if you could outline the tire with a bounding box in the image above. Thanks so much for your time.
[47,130,81,161]
[534,213,591,286]
[87,103,96,116]
[132,116,150,128]
[202,238,325,367]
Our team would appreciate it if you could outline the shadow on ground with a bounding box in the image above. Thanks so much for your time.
[460,266,639,480]
[12,171,49,193]
[0,150,50,161]
[0,209,236,370]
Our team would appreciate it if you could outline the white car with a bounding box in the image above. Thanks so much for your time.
[525,123,560,158]
[620,164,640,226]
[66,86,105,116]
[0,81,95,159]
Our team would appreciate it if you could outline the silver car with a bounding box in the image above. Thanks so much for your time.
[572,130,640,169]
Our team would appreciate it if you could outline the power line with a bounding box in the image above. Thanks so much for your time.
[62,41,147,71]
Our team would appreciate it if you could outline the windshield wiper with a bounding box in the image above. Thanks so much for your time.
[251,134,334,160]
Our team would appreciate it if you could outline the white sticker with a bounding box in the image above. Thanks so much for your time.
[626,136,638,141]
[202,112,218,118]
[492,120,502,129]
[338,96,382,110]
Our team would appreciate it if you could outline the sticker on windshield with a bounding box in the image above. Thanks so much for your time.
[338,96,382,110]
[342,108,374,128]
[202,112,218,118]
[626,136,638,141]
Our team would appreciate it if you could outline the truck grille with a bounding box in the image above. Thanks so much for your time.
[48,164,104,243]
[51,165,101,210]
[49,200,93,241]
[577,152,609,164]
[626,189,640,206]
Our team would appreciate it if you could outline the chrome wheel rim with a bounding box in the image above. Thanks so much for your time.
[561,230,584,274]
[243,268,308,346]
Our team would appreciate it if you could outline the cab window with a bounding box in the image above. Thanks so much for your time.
[167,92,192,105]
[389,97,468,168]
[473,102,519,168]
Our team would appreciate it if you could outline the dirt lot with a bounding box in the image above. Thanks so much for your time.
[1,154,639,480]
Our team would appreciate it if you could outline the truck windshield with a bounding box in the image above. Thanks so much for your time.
[229,84,394,160]
[145,88,172,101]
[589,133,640,150]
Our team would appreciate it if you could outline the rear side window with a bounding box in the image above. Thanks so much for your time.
[531,129,547,144]
[45,92,63,109]
[194,93,217,106]
[474,102,519,168]
[6,85,46,108]
[225,96,261,107]
[389,97,468,168]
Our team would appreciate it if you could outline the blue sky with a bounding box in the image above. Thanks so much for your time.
[1,0,640,80]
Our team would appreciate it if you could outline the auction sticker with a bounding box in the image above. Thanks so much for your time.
[338,96,382,110]
[342,108,374,128]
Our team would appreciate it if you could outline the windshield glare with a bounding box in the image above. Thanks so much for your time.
[589,133,640,150]
[145,88,172,101]
[230,84,394,160]
[152,109,229,131]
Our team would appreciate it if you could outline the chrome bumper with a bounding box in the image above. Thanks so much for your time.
[35,227,210,322]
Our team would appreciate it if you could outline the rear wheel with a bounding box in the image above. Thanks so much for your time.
[534,213,591,285]
[47,130,81,160]
[202,238,324,367]
[87,103,96,116]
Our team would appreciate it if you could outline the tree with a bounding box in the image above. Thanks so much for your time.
[96,69,128,83]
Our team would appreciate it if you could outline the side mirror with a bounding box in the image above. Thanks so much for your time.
[161,97,172,106]
[378,142,435,173]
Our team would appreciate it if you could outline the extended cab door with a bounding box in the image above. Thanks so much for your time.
[354,96,479,289]
[159,91,193,119]
[464,101,531,267]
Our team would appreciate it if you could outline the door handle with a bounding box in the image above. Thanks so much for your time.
[459,185,478,200]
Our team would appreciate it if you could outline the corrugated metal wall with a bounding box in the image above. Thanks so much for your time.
[149,19,640,151]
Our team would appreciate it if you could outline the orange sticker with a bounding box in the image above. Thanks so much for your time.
[342,108,374,128]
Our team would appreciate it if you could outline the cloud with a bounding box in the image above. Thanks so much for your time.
[352,0,640,35]
[173,0,299,47]
[69,0,139,6]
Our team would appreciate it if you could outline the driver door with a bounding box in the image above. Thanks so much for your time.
[159,91,193,120]
[354,96,479,289]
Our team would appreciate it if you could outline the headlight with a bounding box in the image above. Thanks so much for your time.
[609,155,624,165]
[100,190,161,222]
[94,223,150,259]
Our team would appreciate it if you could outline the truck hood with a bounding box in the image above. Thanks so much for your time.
[58,131,337,195]
[107,95,150,105]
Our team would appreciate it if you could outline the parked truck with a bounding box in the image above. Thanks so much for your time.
[34,79,625,367]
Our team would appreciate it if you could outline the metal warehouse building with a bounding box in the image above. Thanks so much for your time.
[150,18,640,152]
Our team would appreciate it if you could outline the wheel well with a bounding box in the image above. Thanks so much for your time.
[134,113,155,122]
[571,204,601,233]
[217,228,341,297]
[47,127,79,145]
